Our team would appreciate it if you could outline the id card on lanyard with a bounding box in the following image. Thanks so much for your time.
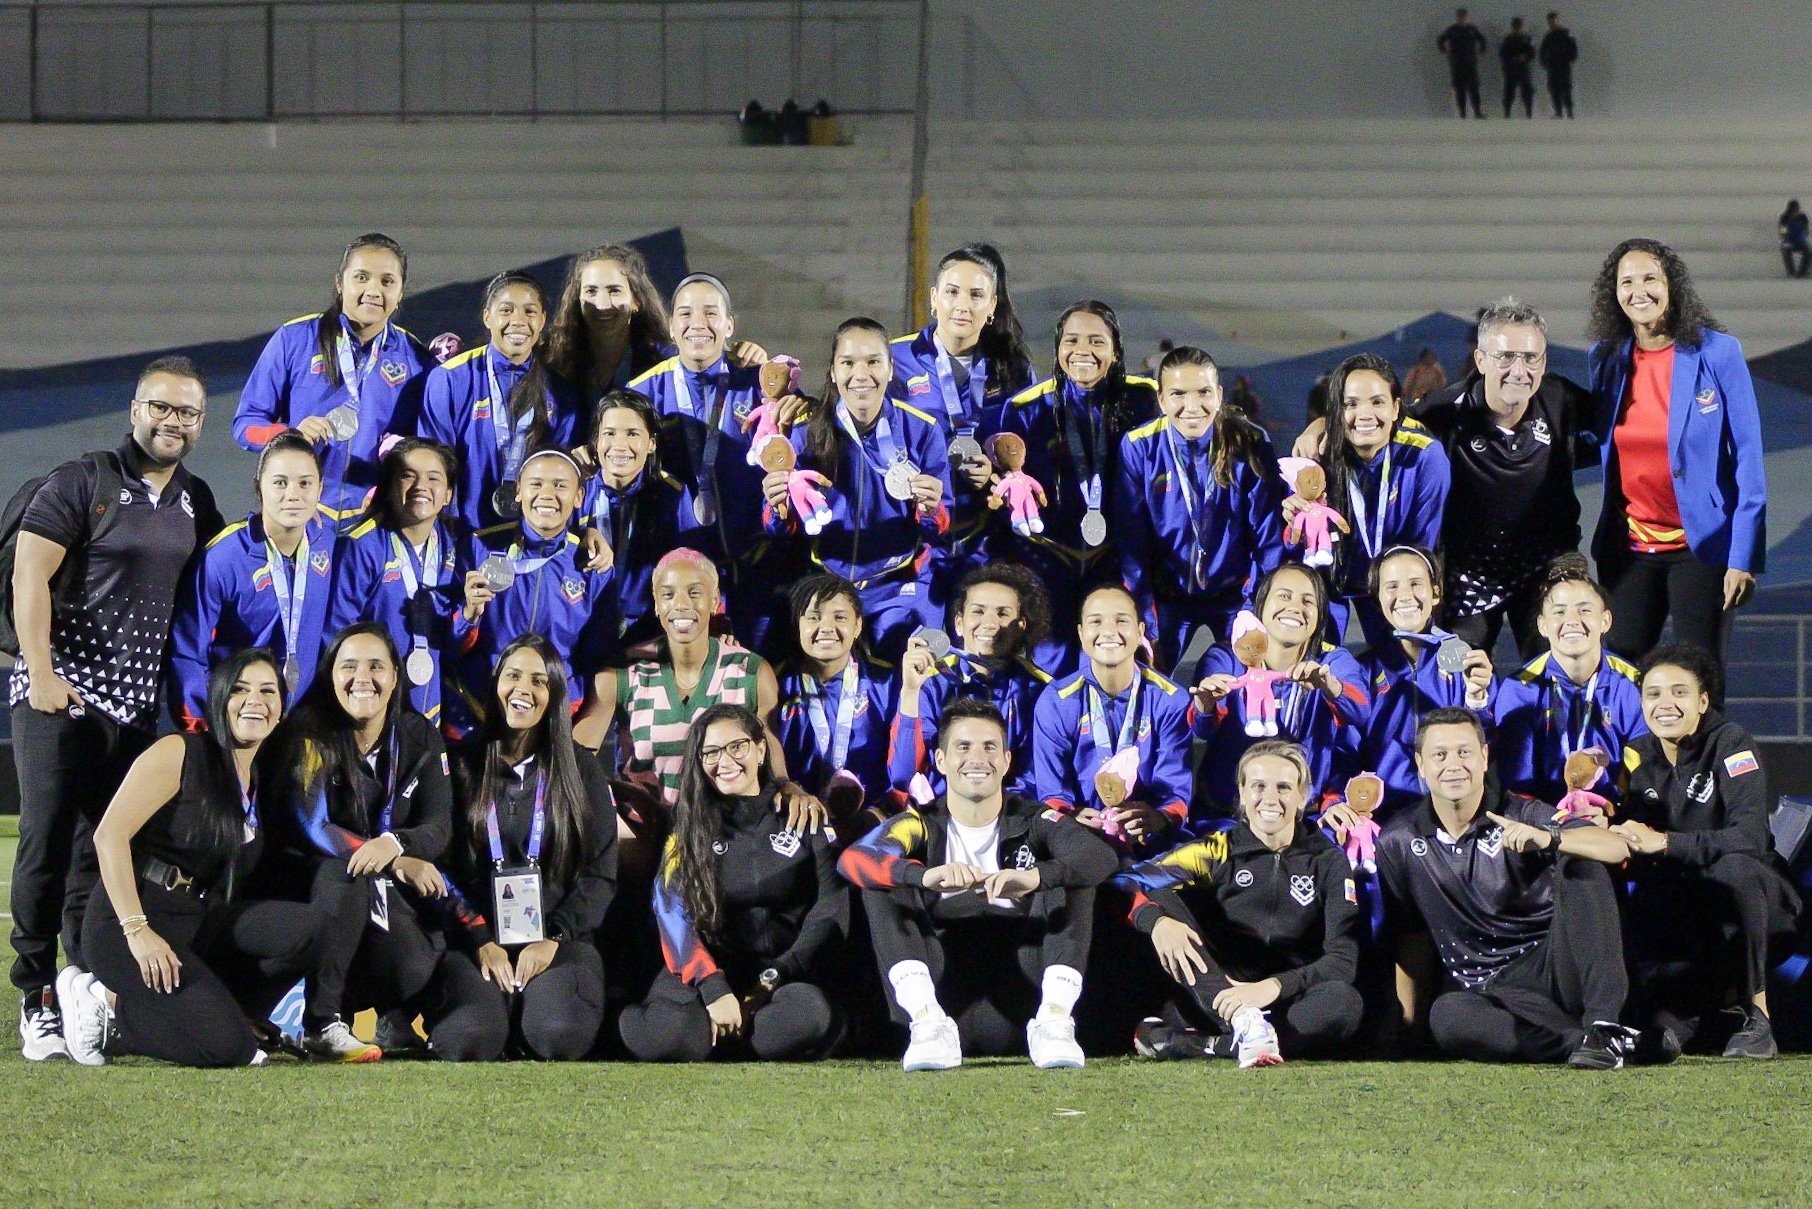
[1086,677,1142,787]
[805,662,861,774]
[488,770,548,945]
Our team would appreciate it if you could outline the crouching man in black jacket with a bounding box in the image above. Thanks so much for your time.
[1612,645,1802,1059]
[838,698,1118,1072]
[1117,740,1362,1067]
[1378,707,1669,1069]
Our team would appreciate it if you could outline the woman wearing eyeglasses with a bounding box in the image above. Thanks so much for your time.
[618,705,848,1062]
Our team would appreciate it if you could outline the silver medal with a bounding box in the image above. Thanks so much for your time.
[1436,637,1471,675]
[918,627,951,661]
[406,648,434,686]
[885,460,918,502]
[480,554,516,593]
[283,655,301,694]
[1080,508,1108,547]
[947,435,985,471]
[693,493,718,526]
[492,484,520,519]
[324,404,359,442]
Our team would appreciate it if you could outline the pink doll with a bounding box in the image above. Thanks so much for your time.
[1229,629,1289,737]
[1092,746,1143,845]
[985,432,1047,536]
[1338,772,1384,872]
[742,356,802,465]
[758,436,834,536]
[1281,460,1350,570]
[1554,748,1615,822]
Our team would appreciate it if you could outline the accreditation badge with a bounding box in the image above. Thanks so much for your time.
[493,866,546,945]
[371,876,392,931]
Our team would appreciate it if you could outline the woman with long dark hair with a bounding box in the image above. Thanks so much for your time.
[993,299,1158,667]
[168,431,337,731]
[1585,238,1766,681]
[421,270,581,532]
[544,243,675,398]
[619,705,847,1062]
[443,635,618,1060]
[889,243,1035,587]
[261,622,496,1062]
[774,573,896,821]
[759,316,953,660]
[64,650,323,1067]
[233,233,434,520]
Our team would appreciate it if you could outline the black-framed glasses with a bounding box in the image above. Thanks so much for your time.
[135,398,206,428]
[700,737,756,767]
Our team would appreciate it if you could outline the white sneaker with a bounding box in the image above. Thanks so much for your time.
[1027,1013,1085,1069]
[302,1017,382,1063]
[19,986,69,1061]
[56,967,111,1067]
[1232,1006,1284,1069]
[901,1013,962,1072]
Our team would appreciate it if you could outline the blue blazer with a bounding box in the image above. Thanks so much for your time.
[1587,329,1767,574]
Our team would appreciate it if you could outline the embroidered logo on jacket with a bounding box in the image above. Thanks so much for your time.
[1696,388,1720,414]
[1234,868,1255,888]
[1289,873,1316,907]
[1477,827,1504,858]
[1724,750,1759,777]
[381,360,409,387]
[1013,844,1036,870]
[769,829,801,858]
[310,550,331,576]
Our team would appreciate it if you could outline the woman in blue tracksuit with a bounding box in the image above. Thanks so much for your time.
[457,449,617,733]
[1585,237,1767,683]
[889,243,1035,595]
[167,432,336,732]
[1191,563,1369,818]
[1310,353,1451,647]
[993,300,1158,672]
[575,388,702,648]
[328,438,485,730]
[774,573,896,821]
[1116,345,1283,678]
[233,232,435,522]
[761,316,953,663]
[419,271,581,533]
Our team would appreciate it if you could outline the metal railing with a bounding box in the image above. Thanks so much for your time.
[1727,613,1812,740]
[0,0,943,122]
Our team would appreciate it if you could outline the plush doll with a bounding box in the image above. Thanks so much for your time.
[1229,628,1290,737]
[1553,748,1614,822]
[742,355,802,464]
[758,435,833,536]
[1281,461,1349,569]
[985,432,1047,537]
[1091,746,1143,844]
[1339,772,1384,872]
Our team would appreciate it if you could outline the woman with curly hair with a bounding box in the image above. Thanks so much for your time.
[543,243,675,398]
[1585,238,1766,683]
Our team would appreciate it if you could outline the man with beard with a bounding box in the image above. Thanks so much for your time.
[8,356,223,1059]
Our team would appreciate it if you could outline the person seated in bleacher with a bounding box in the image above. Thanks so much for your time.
[1117,741,1364,1067]
[1493,554,1647,808]
[1611,644,1802,1060]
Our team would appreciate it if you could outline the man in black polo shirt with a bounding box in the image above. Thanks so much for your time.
[1377,708,1664,1069]
[9,355,222,1060]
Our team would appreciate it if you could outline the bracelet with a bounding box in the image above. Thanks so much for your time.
[118,913,148,931]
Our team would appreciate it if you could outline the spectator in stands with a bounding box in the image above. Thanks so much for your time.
[1778,201,1809,278]
[1613,645,1801,1060]
[1436,9,1487,119]
[1499,17,1536,118]
[1539,12,1578,118]
[419,271,581,533]
[1585,238,1766,684]
[1379,709,1656,1069]
[233,233,434,521]
[10,356,223,1061]
[891,243,1035,593]
[1400,348,1448,405]
[762,317,952,661]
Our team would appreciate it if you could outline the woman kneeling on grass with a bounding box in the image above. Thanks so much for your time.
[62,650,326,1067]
[619,705,848,1062]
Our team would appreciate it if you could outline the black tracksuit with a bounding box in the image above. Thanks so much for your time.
[1539,26,1577,117]
[839,794,1118,1055]
[1436,22,1487,117]
[1620,717,1802,1024]
[1499,32,1535,117]
[1377,783,1629,1062]
[621,786,849,1062]
[441,742,619,1060]
[82,734,323,1067]
[1115,821,1364,1054]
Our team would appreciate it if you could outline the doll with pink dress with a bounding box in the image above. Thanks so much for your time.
[742,355,802,465]
[757,435,834,536]
[1229,629,1290,737]
[1281,460,1350,570]
[985,432,1047,537]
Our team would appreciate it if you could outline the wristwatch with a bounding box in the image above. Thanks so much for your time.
[1543,823,1564,853]
[758,967,783,994]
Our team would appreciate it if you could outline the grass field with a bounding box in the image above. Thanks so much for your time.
[4,824,1812,1207]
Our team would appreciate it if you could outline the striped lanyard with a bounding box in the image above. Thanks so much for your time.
[804,661,861,772]
[485,765,547,868]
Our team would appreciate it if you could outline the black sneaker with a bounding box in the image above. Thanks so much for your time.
[1133,1017,1211,1061]
[1567,1021,1638,1070]
[372,1009,428,1056]
[1631,1024,1683,1066]
[1722,1010,1777,1060]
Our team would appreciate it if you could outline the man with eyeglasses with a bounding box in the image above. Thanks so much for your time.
[1406,298,1598,659]
[7,355,223,1060]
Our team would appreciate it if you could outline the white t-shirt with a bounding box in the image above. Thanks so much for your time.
[944,816,1010,907]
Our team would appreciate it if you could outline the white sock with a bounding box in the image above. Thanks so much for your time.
[887,960,943,1021]
[1039,965,1083,1018]
[248,1048,269,1067]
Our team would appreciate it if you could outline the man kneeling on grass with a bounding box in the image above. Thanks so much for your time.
[838,698,1118,1071]
[1115,740,1364,1067]
[1379,708,1674,1070]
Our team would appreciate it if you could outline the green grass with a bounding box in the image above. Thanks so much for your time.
[3,829,1812,1206]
